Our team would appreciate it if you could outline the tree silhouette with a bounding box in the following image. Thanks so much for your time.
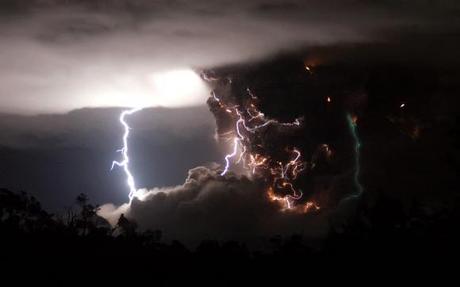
[74,193,103,236]
[116,213,138,237]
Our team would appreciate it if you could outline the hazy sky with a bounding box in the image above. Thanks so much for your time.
[1,0,458,113]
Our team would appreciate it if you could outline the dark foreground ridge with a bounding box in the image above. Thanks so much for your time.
[1,188,458,284]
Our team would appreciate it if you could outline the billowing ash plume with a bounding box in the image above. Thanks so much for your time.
[99,166,329,244]
[203,71,336,212]
[99,59,363,244]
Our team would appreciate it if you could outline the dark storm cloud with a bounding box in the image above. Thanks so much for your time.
[97,56,367,244]
[2,0,459,244]
[2,0,458,113]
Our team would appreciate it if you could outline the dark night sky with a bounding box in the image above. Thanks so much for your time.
[1,0,459,243]
[0,106,221,209]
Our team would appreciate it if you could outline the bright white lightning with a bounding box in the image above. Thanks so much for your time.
[220,111,245,176]
[111,107,143,201]
[108,69,207,201]
[220,137,240,176]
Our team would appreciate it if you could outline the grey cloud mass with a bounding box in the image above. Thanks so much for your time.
[1,0,458,113]
[99,166,330,245]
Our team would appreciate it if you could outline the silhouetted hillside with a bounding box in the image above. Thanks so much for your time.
[1,188,458,284]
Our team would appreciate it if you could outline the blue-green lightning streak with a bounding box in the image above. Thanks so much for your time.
[346,113,363,197]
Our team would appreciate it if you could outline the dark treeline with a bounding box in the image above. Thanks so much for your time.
[0,188,458,284]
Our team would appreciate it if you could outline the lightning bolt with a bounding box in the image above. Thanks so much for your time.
[346,113,363,196]
[220,137,240,176]
[111,107,143,201]
[213,88,317,211]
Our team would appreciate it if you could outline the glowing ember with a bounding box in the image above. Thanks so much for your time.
[304,201,321,213]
